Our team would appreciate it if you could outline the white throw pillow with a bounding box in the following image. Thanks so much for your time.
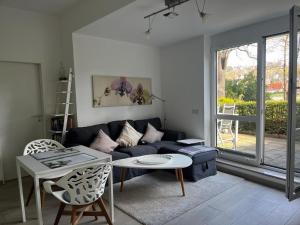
[116,121,143,147]
[90,129,118,153]
[142,123,164,143]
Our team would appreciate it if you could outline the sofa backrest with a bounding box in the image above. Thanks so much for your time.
[134,118,162,133]
[107,120,134,141]
[64,123,109,147]
[64,117,162,147]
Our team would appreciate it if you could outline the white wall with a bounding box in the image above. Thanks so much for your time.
[0,6,62,116]
[160,36,211,143]
[211,15,288,51]
[60,0,134,69]
[0,6,62,181]
[73,34,162,126]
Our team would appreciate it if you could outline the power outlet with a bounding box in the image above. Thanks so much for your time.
[192,109,199,114]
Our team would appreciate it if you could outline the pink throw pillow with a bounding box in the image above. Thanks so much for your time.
[90,129,118,153]
[141,123,164,143]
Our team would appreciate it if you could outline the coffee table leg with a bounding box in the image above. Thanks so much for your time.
[178,169,185,196]
[175,169,179,180]
[119,168,127,192]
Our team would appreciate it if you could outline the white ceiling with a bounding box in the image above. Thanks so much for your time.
[77,0,300,47]
[0,0,81,15]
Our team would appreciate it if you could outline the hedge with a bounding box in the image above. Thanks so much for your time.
[218,99,291,135]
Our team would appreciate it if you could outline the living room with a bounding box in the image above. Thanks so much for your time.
[1,0,300,225]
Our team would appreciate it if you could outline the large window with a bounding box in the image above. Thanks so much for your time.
[216,43,258,158]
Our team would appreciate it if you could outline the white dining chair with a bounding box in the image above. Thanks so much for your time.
[43,164,112,225]
[23,139,65,207]
[217,104,237,149]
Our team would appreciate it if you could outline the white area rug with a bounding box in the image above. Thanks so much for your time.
[105,171,244,225]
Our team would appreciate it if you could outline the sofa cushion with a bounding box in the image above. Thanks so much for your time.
[109,151,130,161]
[134,117,162,134]
[89,129,118,153]
[159,145,217,164]
[117,145,158,157]
[161,129,186,141]
[116,122,143,147]
[108,120,134,140]
[149,141,180,151]
[64,123,110,147]
[141,123,164,143]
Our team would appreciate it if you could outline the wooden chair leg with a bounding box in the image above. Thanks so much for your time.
[97,198,113,225]
[40,188,46,208]
[25,182,34,206]
[71,207,77,225]
[92,204,98,221]
[54,203,66,225]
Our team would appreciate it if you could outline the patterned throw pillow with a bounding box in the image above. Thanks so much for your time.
[116,121,143,147]
[142,123,164,143]
[90,129,118,153]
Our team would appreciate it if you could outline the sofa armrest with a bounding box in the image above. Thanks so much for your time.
[161,129,186,141]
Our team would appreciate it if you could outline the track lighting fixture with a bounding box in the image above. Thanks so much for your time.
[163,7,179,18]
[144,0,211,37]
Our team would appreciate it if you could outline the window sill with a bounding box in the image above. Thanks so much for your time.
[217,158,300,190]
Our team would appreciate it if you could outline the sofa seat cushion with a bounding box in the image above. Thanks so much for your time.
[190,151,217,164]
[159,145,217,165]
[117,145,158,157]
[109,151,130,161]
[149,141,180,151]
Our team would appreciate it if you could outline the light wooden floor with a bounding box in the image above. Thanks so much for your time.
[1,173,300,225]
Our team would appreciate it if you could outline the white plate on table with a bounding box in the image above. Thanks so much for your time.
[136,155,172,165]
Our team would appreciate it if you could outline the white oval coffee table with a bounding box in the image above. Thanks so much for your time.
[113,154,192,196]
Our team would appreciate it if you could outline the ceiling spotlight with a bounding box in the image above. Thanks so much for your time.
[145,17,153,39]
[145,28,151,39]
[163,7,179,18]
[195,0,210,23]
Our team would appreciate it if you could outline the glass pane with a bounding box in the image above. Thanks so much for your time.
[217,43,258,116]
[264,33,289,169]
[216,120,256,156]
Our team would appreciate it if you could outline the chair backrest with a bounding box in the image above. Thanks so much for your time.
[24,139,64,156]
[222,104,235,115]
[56,164,111,205]
[221,104,236,128]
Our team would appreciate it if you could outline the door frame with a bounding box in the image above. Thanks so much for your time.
[0,60,46,184]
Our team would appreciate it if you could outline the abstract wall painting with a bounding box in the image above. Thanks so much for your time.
[92,75,152,107]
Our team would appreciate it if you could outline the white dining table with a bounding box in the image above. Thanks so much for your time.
[16,145,114,225]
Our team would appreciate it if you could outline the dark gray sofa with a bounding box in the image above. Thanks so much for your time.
[64,117,186,183]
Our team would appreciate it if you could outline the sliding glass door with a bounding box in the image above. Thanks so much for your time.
[215,43,260,164]
[286,5,300,201]
[213,5,300,201]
